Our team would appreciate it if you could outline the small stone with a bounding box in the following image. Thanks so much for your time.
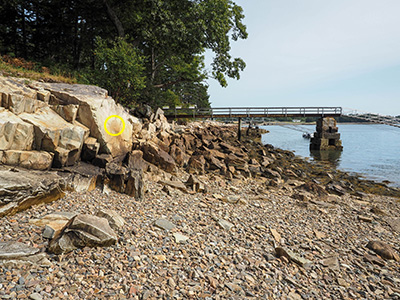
[337,278,350,288]
[153,255,167,261]
[287,291,302,300]
[154,219,175,231]
[29,293,43,300]
[275,247,312,269]
[207,276,218,289]
[270,228,281,243]
[225,283,243,293]
[358,215,373,222]
[367,240,400,261]
[314,229,326,239]
[173,233,189,244]
[321,256,339,269]
[217,219,234,231]
[168,278,176,288]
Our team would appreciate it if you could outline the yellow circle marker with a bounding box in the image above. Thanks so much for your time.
[104,115,126,136]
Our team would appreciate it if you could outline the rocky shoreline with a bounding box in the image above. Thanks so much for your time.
[1,77,400,299]
[0,122,399,299]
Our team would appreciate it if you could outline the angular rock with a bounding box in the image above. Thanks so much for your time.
[29,211,77,227]
[125,170,145,200]
[154,218,176,231]
[42,223,66,239]
[125,150,145,171]
[262,168,281,179]
[48,214,118,254]
[141,141,176,173]
[32,81,142,158]
[366,240,400,261]
[187,155,206,174]
[159,179,187,193]
[173,233,189,244]
[0,166,66,217]
[96,209,125,230]
[225,154,248,169]
[0,242,51,268]
[51,104,79,122]
[0,108,35,151]
[169,144,190,167]
[61,161,102,192]
[185,174,206,193]
[105,162,145,199]
[275,247,312,268]
[1,150,53,170]
[81,137,100,162]
[19,106,89,167]
[3,93,46,115]
[0,241,40,259]
[92,153,113,168]
[387,218,400,233]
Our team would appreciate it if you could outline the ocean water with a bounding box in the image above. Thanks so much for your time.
[261,124,400,187]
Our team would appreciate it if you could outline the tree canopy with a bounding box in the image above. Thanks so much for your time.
[0,0,247,108]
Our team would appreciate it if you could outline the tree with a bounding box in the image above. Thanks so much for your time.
[91,38,146,106]
[0,0,248,108]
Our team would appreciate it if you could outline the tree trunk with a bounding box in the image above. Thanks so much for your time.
[103,0,125,38]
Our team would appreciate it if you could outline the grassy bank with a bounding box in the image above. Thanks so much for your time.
[0,55,77,84]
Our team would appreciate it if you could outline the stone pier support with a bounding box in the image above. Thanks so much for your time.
[310,117,343,151]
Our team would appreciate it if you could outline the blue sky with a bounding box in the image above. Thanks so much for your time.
[205,0,400,116]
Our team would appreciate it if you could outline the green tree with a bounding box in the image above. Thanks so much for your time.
[91,38,146,106]
[0,0,247,109]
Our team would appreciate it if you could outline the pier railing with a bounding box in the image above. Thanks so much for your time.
[164,106,343,119]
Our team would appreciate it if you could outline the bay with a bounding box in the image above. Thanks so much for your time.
[261,124,400,187]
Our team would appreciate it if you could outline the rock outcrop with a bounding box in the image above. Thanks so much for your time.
[0,76,142,170]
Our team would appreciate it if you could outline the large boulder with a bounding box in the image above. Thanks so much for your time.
[19,106,89,167]
[105,161,144,199]
[48,214,118,254]
[31,81,142,158]
[140,141,176,173]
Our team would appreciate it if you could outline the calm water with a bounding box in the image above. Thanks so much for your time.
[261,124,400,187]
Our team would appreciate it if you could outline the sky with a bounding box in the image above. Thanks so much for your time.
[205,0,400,116]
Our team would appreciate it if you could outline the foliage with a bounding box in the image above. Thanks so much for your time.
[0,0,247,109]
[91,38,146,106]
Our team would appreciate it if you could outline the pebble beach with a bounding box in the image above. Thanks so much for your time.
[1,168,400,299]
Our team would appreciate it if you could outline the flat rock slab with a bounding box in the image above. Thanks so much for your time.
[154,218,176,231]
[0,166,66,217]
[0,242,39,259]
